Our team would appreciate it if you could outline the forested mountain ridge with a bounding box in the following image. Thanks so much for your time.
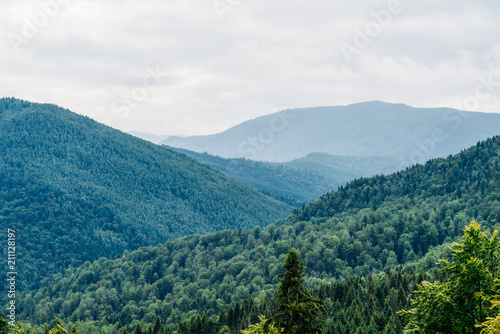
[162,101,500,162]
[168,147,338,203]
[286,153,401,180]
[0,98,292,293]
[20,135,500,333]
[169,148,401,203]
[289,136,500,225]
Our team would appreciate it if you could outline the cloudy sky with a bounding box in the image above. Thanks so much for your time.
[1,0,499,136]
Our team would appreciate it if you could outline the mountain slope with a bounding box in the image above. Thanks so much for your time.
[287,152,401,180]
[161,101,500,162]
[171,148,402,203]
[21,136,500,331]
[0,98,292,291]
[169,147,338,203]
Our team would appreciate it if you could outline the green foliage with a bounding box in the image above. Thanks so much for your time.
[172,148,403,204]
[49,319,68,334]
[18,135,500,331]
[478,301,500,333]
[286,153,401,187]
[0,306,8,334]
[8,105,500,334]
[133,323,143,334]
[0,98,291,295]
[170,147,340,203]
[148,268,427,334]
[242,316,281,334]
[267,249,325,334]
[12,322,27,334]
[401,221,500,333]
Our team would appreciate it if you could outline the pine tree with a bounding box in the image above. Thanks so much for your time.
[152,317,162,334]
[267,248,326,334]
[133,323,143,334]
[49,319,68,334]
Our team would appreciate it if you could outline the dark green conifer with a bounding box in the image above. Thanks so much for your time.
[267,248,326,334]
[152,317,162,334]
[133,323,143,334]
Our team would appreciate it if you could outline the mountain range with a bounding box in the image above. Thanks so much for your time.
[161,101,500,163]
[20,134,500,333]
[0,98,291,292]
[4,97,500,334]
[171,148,401,203]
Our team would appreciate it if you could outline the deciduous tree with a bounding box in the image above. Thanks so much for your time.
[401,221,500,333]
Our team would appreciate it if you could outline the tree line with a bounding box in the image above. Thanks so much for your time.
[7,221,500,333]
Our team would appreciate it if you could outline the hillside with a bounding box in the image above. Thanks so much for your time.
[170,148,402,203]
[161,101,500,162]
[0,98,292,292]
[169,147,338,203]
[287,152,401,181]
[20,136,500,332]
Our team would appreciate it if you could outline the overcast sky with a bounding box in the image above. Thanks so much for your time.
[1,0,499,136]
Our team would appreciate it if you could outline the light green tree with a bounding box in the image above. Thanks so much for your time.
[241,316,281,334]
[0,307,8,334]
[49,319,68,334]
[479,300,500,333]
[12,322,28,334]
[217,326,231,334]
[400,221,500,333]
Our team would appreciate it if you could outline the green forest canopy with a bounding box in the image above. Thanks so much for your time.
[0,98,292,294]
[17,135,500,333]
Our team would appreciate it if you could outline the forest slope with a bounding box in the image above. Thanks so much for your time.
[0,98,292,292]
[171,148,401,203]
[20,136,500,332]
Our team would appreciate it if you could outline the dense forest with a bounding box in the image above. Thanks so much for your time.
[14,134,500,332]
[170,148,401,203]
[168,147,337,203]
[0,98,292,293]
[1,265,439,334]
[285,153,401,186]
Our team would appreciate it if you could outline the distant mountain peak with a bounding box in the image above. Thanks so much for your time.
[161,102,500,163]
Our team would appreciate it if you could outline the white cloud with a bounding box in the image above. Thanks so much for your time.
[0,0,499,135]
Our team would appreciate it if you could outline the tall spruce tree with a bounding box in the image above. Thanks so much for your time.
[267,248,326,334]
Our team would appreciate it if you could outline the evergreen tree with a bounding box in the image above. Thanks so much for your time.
[267,248,326,334]
[133,323,143,334]
[49,319,68,334]
[152,317,162,334]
